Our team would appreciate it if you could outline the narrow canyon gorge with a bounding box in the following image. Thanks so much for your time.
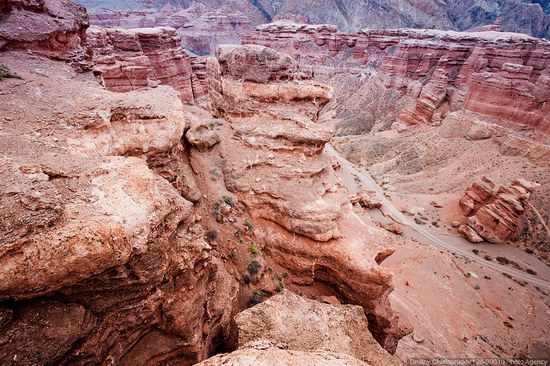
[1,0,549,365]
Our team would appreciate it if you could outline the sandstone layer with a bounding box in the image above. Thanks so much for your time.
[243,22,550,138]
[0,0,90,65]
[197,291,399,366]
[0,50,243,364]
[458,178,540,243]
[87,26,206,103]
[0,1,407,361]
[207,43,405,351]
[76,0,550,40]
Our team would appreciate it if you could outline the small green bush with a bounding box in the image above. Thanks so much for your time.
[250,289,265,305]
[248,242,261,256]
[0,65,22,80]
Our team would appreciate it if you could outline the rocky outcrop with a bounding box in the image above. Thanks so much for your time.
[208,44,405,352]
[350,189,383,209]
[458,178,540,243]
[87,26,207,103]
[0,0,89,64]
[0,49,239,364]
[197,291,399,366]
[243,23,550,137]
[209,44,340,241]
[177,11,254,55]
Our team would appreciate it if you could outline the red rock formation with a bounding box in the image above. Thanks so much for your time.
[0,0,89,64]
[177,10,254,55]
[458,178,540,243]
[76,0,550,39]
[243,22,550,135]
[197,291,400,366]
[189,53,209,97]
[87,26,207,103]
[208,44,405,352]
[0,62,236,363]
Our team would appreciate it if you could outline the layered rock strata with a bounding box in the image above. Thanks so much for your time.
[0,0,89,64]
[87,26,206,103]
[197,291,400,366]
[458,178,540,243]
[208,44,404,352]
[0,35,233,363]
[243,22,550,136]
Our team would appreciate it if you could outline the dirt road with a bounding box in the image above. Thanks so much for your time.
[325,144,550,289]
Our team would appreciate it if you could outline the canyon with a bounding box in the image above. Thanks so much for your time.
[1,0,550,365]
[74,0,550,54]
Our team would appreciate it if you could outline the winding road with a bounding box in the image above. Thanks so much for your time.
[325,144,550,290]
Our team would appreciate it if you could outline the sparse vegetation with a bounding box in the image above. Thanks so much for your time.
[223,195,235,208]
[250,289,265,305]
[212,202,221,216]
[496,256,510,265]
[248,242,261,256]
[248,260,262,275]
[206,229,218,242]
[0,65,22,80]
[244,219,254,232]
[229,249,238,259]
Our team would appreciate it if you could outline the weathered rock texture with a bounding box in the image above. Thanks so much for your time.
[209,44,340,242]
[87,26,207,103]
[0,0,90,64]
[0,49,238,364]
[243,22,550,137]
[458,177,540,243]
[208,44,405,352]
[76,0,550,40]
[197,291,400,365]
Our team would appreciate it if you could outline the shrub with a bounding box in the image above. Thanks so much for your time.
[250,289,264,305]
[0,65,22,80]
[248,243,261,256]
[472,249,480,255]
[206,229,218,242]
[242,273,251,284]
[244,219,254,232]
[484,255,492,261]
[229,249,238,259]
[248,260,262,275]
[212,202,221,216]
[496,256,510,265]
[526,268,537,276]
[223,195,235,208]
